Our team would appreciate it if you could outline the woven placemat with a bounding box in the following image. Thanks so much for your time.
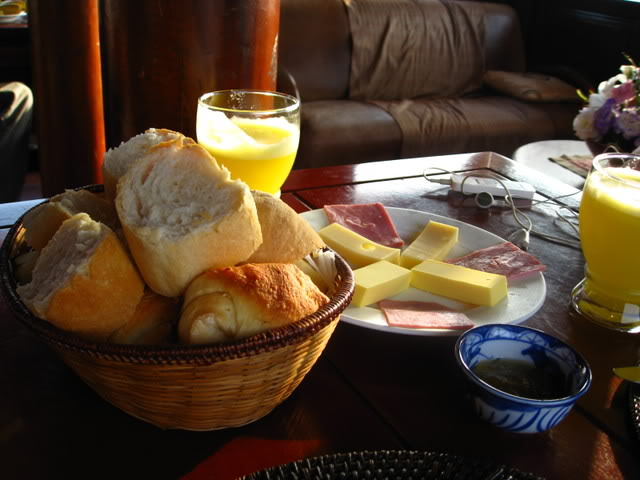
[242,450,545,480]
[629,383,640,442]
[548,154,593,178]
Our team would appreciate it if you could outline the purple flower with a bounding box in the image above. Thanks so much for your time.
[615,108,640,141]
[593,98,616,136]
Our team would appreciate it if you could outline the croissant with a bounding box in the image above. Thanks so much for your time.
[178,263,329,344]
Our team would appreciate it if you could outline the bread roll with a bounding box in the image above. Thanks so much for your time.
[243,190,325,264]
[16,213,145,341]
[179,263,329,344]
[22,189,119,250]
[293,257,329,294]
[116,136,262,297]
[12,250,40,285]
[102,128,190,202]
[109,290,180,345]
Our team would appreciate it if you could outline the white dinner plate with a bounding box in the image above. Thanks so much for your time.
[300,207,546,336]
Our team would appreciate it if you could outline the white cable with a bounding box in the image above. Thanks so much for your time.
[422,167,582,250]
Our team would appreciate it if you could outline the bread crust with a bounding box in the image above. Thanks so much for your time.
[23,189,120,250]
[179,263,329,344]
[244,190,325,264]
[116,138,262,297]
[40,231,145,341]
[102,128,190,202]
[109,290,180,345]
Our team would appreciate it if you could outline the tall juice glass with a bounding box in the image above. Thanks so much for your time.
[196,90,300,196]
[571,153,640,333]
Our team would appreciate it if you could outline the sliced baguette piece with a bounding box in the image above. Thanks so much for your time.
[102,128,190,202]
[22,189,119,250]
[16,213,145,341]
[178,263,329,345]
[243,190,325,264]
[116,137,262,297]
[12,250,40,285]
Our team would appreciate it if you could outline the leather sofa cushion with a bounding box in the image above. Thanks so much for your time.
[279,0,351,102]
[372,96,579,158]
[279,0,528,103]
[295,100,401,169]
[483,70,581,103]
[345,0,485,100]
[482,2,526,72]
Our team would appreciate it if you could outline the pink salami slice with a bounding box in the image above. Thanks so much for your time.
[445,242,546,282]
[379,300,474,330]
[323,203,404,248]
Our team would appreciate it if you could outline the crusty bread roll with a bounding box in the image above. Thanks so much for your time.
[16,213,145,341]
[116,136,262,297]
[109,290,180,345]
[22,189,119,250]
[102,128,190,202]
[179,263,329,344]
[12,250,40,285]
[243,190,325,264]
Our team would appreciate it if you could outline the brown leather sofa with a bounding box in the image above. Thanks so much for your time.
[279,0,582,170]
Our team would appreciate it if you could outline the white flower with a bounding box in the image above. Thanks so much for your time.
[588,92,607,109]
[573,107,599,140]
[598,74,626,97]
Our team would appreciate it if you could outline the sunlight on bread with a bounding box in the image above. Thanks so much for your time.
[14,128,329,345]
[179,263,329,344]
[115,135,262,297]
[16,213,145,341]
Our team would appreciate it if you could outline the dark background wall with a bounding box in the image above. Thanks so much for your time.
[503,0,640,90]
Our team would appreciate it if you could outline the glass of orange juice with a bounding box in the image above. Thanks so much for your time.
[196,89,300,196]
[571,153,640,333]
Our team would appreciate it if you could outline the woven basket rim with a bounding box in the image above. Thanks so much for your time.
[0,184,354,365]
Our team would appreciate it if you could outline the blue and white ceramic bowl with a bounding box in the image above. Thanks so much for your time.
[455,324,592,434]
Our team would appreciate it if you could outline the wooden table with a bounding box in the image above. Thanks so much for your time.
[1,152,638,479]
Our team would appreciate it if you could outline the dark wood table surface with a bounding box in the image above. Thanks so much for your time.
[1,152,638,479]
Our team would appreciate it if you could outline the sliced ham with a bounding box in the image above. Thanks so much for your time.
[323,203,404,248]
[379,300,474,330]
[445,241,546,282]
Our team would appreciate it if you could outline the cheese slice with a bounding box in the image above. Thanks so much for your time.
[400,221,459,268]
[352,261,412,307]
[411,259,507,306]
[318,222,400,268]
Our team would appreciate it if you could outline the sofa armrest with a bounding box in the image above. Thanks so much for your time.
[529,64,594,93]
[483,70,583,103]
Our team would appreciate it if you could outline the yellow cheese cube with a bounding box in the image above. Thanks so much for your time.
[411,259,507,306]
[318,223,400,268]
[400,220,459,269]
[352,261,412,307]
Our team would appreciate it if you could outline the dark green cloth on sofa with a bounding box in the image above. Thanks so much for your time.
[0,81,33,202]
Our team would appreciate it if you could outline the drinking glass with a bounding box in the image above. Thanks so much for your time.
[196,89,300,196]
[571,153,640,333]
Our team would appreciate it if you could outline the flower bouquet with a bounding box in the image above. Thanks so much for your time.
[573,55,640,155]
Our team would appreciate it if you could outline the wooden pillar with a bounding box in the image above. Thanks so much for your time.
[101,0,280,147]
[29,0,105,196]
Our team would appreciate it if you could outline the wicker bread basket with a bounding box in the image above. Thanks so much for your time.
[0,186,354,431]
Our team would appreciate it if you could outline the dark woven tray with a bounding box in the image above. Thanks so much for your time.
[629,383,640,442]
[241,450,545,480]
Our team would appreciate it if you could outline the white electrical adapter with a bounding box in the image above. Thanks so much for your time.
[450,173,536,200]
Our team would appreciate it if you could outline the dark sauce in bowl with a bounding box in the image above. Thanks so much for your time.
[472,358,569,400]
